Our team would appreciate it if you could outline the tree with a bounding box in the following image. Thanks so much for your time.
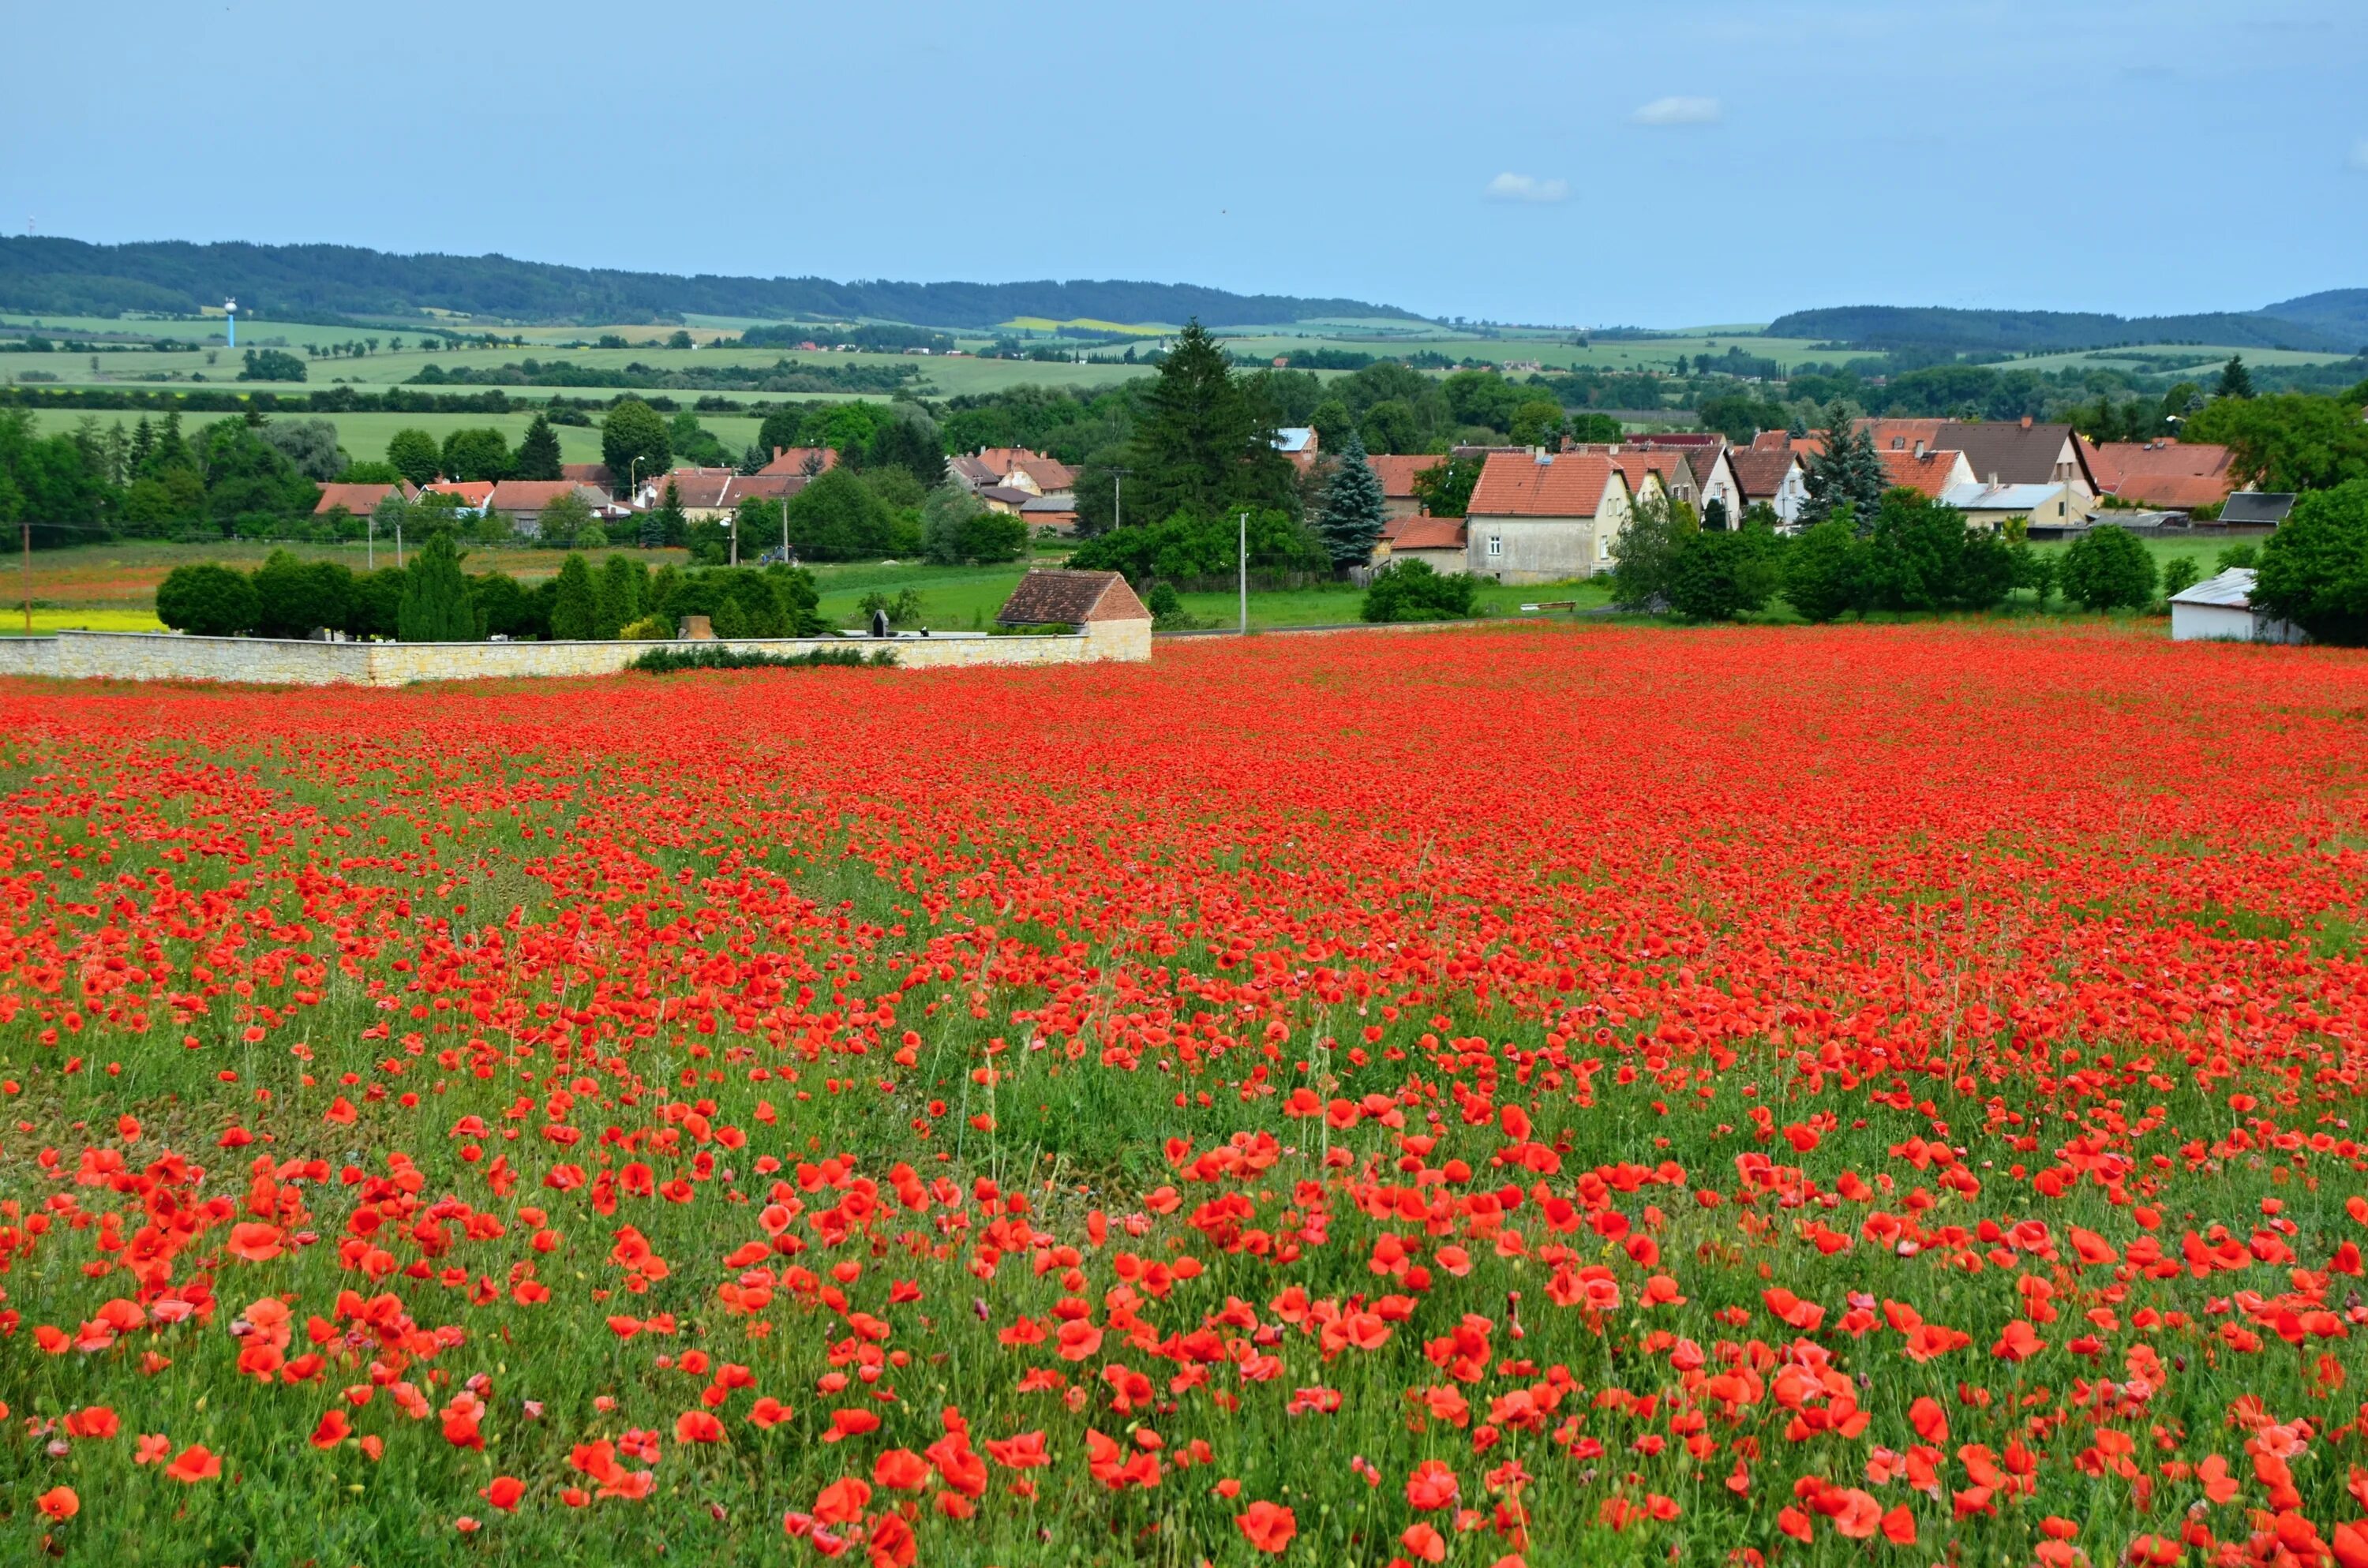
[959,508,1028,563]
[1507,399,1565,449]
[1665,520,1784,621]
[2059,524,2157,611]
[1306,398,1356,455]
[594,554,645,638]
[1361,560,1477,622]
[2159,555,2203,601]
[387,428,442,487]
[396,530,477,640]
[601,398,671,493]
[2251,478,2368,643]
[549,554,599,640]
[198,420,317,524]
[1411,455,1481,518]
[1127,320,1295,524]
[668,409,730,469]
[470,571,537,638]
[1314,431,1388,571]
[513,414,564,481]
[536,490,595,548]
[2181,391,2368,492]
[1565,413,1624,444]
[923,481,988,564]
[781,466,920,560]
[1782,518,1866,623]
[337,459,403,485]
[1800,410,1887,529]
[259,417,344,481]
[867,406,946,490]
[251,549,354,638]
[1607,493,1695,611]
[2214,354,2254,401]
[440,427,512,483]
[155,563,259,636]
[1359,399,1422,456]
[237,347,307,382]
[643,481,684,548]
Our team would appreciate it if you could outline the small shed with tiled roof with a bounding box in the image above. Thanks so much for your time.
[995,569,1151,628]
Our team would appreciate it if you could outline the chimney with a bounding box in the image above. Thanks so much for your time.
[1531,447,1551,465]
[1988,472,2000,488]
[2020,416,2033,429]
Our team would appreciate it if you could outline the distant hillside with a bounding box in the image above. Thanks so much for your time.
[0,237,1426,331]
[1763,304,2355,355]
[2258,290,2368,352]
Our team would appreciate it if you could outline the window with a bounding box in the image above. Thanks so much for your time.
[1486,535,1503,558]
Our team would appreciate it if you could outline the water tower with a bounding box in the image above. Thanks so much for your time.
[224,298,237,349]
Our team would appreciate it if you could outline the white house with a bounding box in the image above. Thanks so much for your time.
[2168,567,2306,644]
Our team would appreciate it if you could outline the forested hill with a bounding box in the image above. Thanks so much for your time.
[1763,303,2359,355]
[0,237,1424,329]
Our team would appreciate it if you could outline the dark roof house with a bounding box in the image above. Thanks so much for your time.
[2220,492,2295,527]
[995,569,1151,627]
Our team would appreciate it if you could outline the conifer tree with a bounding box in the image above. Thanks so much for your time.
[1800,407,1887,532]
[395,530,477,641]
[514,414,564,481]
[2214,354,2254,401]
[1316,431,1388,571]
[550,554,598,640]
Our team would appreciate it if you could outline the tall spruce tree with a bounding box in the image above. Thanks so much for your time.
[549,554,598,639]
[514,414,564,481]
[1800,408,1887,532]
[1316,431,1388,571]
[395,530,477,641]
[2215,355,2255,401]
[641,481,684,549]
[1127,320,1295,522]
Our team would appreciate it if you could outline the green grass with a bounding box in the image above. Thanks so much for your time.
[28,409,766,472]
[0,605,166,634]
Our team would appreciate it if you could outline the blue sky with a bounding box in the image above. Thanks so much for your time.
[6,0,2364,327]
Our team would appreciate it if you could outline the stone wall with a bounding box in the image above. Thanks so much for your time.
[0,623,1151,687]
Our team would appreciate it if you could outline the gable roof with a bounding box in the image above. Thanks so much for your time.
[1388,516,1469,552]
[313,481,414,515]
[422,480,495,507]
[995,569,1150,627]
[1939,480,2067,512]
[1943,421,2094,489]
[560,462,614,489]
[2088,440,2235,508]
[757,446,840,477]
[2220,492,2295,526]
[970,448,1077,492]
[1466,451,1625,518]
[660,470,807,511]
[2169,567,2257,608]
[1366,454,1435,500]
[1876,447,1969,499]
[1858,418,1955,455]
[488,480,608,511]
[1726,447,1801,500]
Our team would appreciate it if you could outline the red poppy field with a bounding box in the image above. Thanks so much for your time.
[4,621,2368,1568]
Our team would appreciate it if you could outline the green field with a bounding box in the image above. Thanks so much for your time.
[39,407,766,471]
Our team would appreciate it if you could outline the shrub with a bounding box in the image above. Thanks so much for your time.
[617,615,673,641]
[2059,525,2157,612]
[2159,556,2204,603]
[630,645,892,672]
[1361,560,1478,623]
[155,563,259,637]
[1664,522,1784,622]
[396,530,479,641]
[1781,519,1864,623]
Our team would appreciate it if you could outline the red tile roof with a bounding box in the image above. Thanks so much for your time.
[1876,448,1965,499]
[313,481,414,515]
[1725,447,1800,500]
[661,470,807,511]
[995,569,1148,626]
[1857,418,1954,454]
[487,480,605,512]
[1366,454,1437,500]
[422,481,495,507]
[1466,451,1624,518]
[561,462,614,489]
[1388,517,1470,552]
[2088,440,2235,507]
[757,446,840,477]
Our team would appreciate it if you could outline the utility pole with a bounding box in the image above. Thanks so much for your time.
[20,520,28,636]
[396,516,404,571]
[1238,511,1248,635]
[365,511,374,572]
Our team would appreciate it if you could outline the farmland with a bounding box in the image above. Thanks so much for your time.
[3,623,2366,1566]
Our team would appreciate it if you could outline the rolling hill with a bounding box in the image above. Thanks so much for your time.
[0,237,1426,331]
[1762,302,2360,356]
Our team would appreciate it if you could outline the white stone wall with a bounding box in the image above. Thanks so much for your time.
[0,624,1152,687]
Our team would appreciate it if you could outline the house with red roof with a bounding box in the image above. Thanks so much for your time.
[649,468,808,522]
[1378,514,1473,574]
[1366,455,1437,521]
[1460,450,1638,582]
[486,480,619,536]
[755,446,841,479]
[313,481,416,516]
[1876,447,1974,500]
[421,480,496,512]
[1726,447,1808,527]
[2083,439,2236,511]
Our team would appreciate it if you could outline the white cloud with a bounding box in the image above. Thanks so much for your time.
[1632,95,1722,127]
[2351,138,2368,172]
[1484,172,1569,204]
